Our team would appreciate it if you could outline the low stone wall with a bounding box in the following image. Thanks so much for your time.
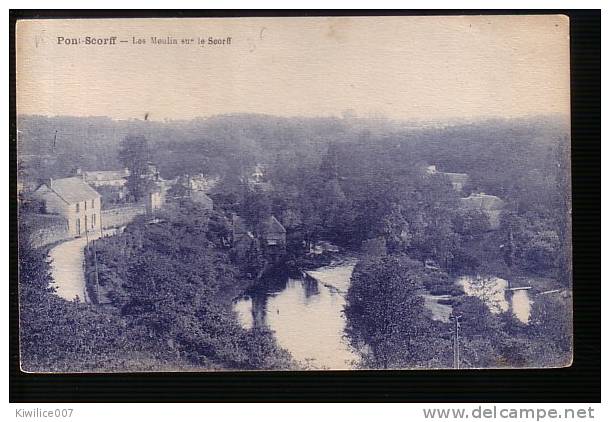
[26,204,147,248]
[26,214,71,248]
[101,204,146,229]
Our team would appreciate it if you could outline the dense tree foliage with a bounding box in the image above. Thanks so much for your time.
[19,226,155,372]
[344,256,451,368]
[95,205,292,369]
[18,113,571,370]
[18,115,569,278]
[344,256,572,368]
[118,135,155,201]
[19,210,293,371]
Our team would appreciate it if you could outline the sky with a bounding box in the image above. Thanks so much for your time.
[16,16,570,122]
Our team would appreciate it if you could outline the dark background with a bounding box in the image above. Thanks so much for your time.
[9,9,600,403]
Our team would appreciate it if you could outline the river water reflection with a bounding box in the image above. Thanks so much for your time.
[233,259,358,369]
[233,259,535,368]
[457,275,532,323]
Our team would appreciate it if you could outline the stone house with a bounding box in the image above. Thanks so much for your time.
[81,168,130,188]
[245,164,273,192]
[231,214,286,260]
[256,216,287,251]
[146,185,164,215]
[80,168,130,201]
[426,165,470,192]
[186,174,220,193]
[33,177,102,237]
[140,162,171,212]
[191,190,214,210]
[167,175,214,210]
[459,192,506,229]
[251,164,266,183]
[444,172,470,192]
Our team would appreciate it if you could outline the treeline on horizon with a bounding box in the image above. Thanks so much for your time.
[17,113,568,184]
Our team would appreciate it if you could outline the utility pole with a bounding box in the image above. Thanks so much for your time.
[92,239,101,304]
[451,315,462,369]
[99,203,104,238]
[84,219,90,248]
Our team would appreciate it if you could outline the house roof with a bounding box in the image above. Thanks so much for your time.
[42,177,100,204]
[233,215,286,239]
[149,184,162,193]
[249,182,275,195]
[444,172,469,184]
[192,190,213,204]
[83,169,129,182]
[257,215,286,235]
[426,165,468,182]
[460,193,505,211]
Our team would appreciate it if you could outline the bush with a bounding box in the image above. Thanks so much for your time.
[422,270,462,296]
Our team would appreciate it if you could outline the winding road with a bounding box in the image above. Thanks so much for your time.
[48,232,104,302]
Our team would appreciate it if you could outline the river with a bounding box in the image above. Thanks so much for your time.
[457,275,532,323]
[233,258,359,369]
[233,259,537,368]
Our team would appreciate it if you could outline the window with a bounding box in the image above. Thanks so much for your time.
[91,199,95,209]
[84,201,87,211]
[75,203,79,213]
[92,213,96,228]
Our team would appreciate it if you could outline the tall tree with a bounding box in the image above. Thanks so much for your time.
[118,135,153,201]
[527,294,572,359]
[344,255,445,368]
[319,142,340,180]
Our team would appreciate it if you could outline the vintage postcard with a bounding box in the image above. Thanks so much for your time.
[16,16,572,372]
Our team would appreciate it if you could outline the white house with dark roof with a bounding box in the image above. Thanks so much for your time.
[33,177,102,237]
